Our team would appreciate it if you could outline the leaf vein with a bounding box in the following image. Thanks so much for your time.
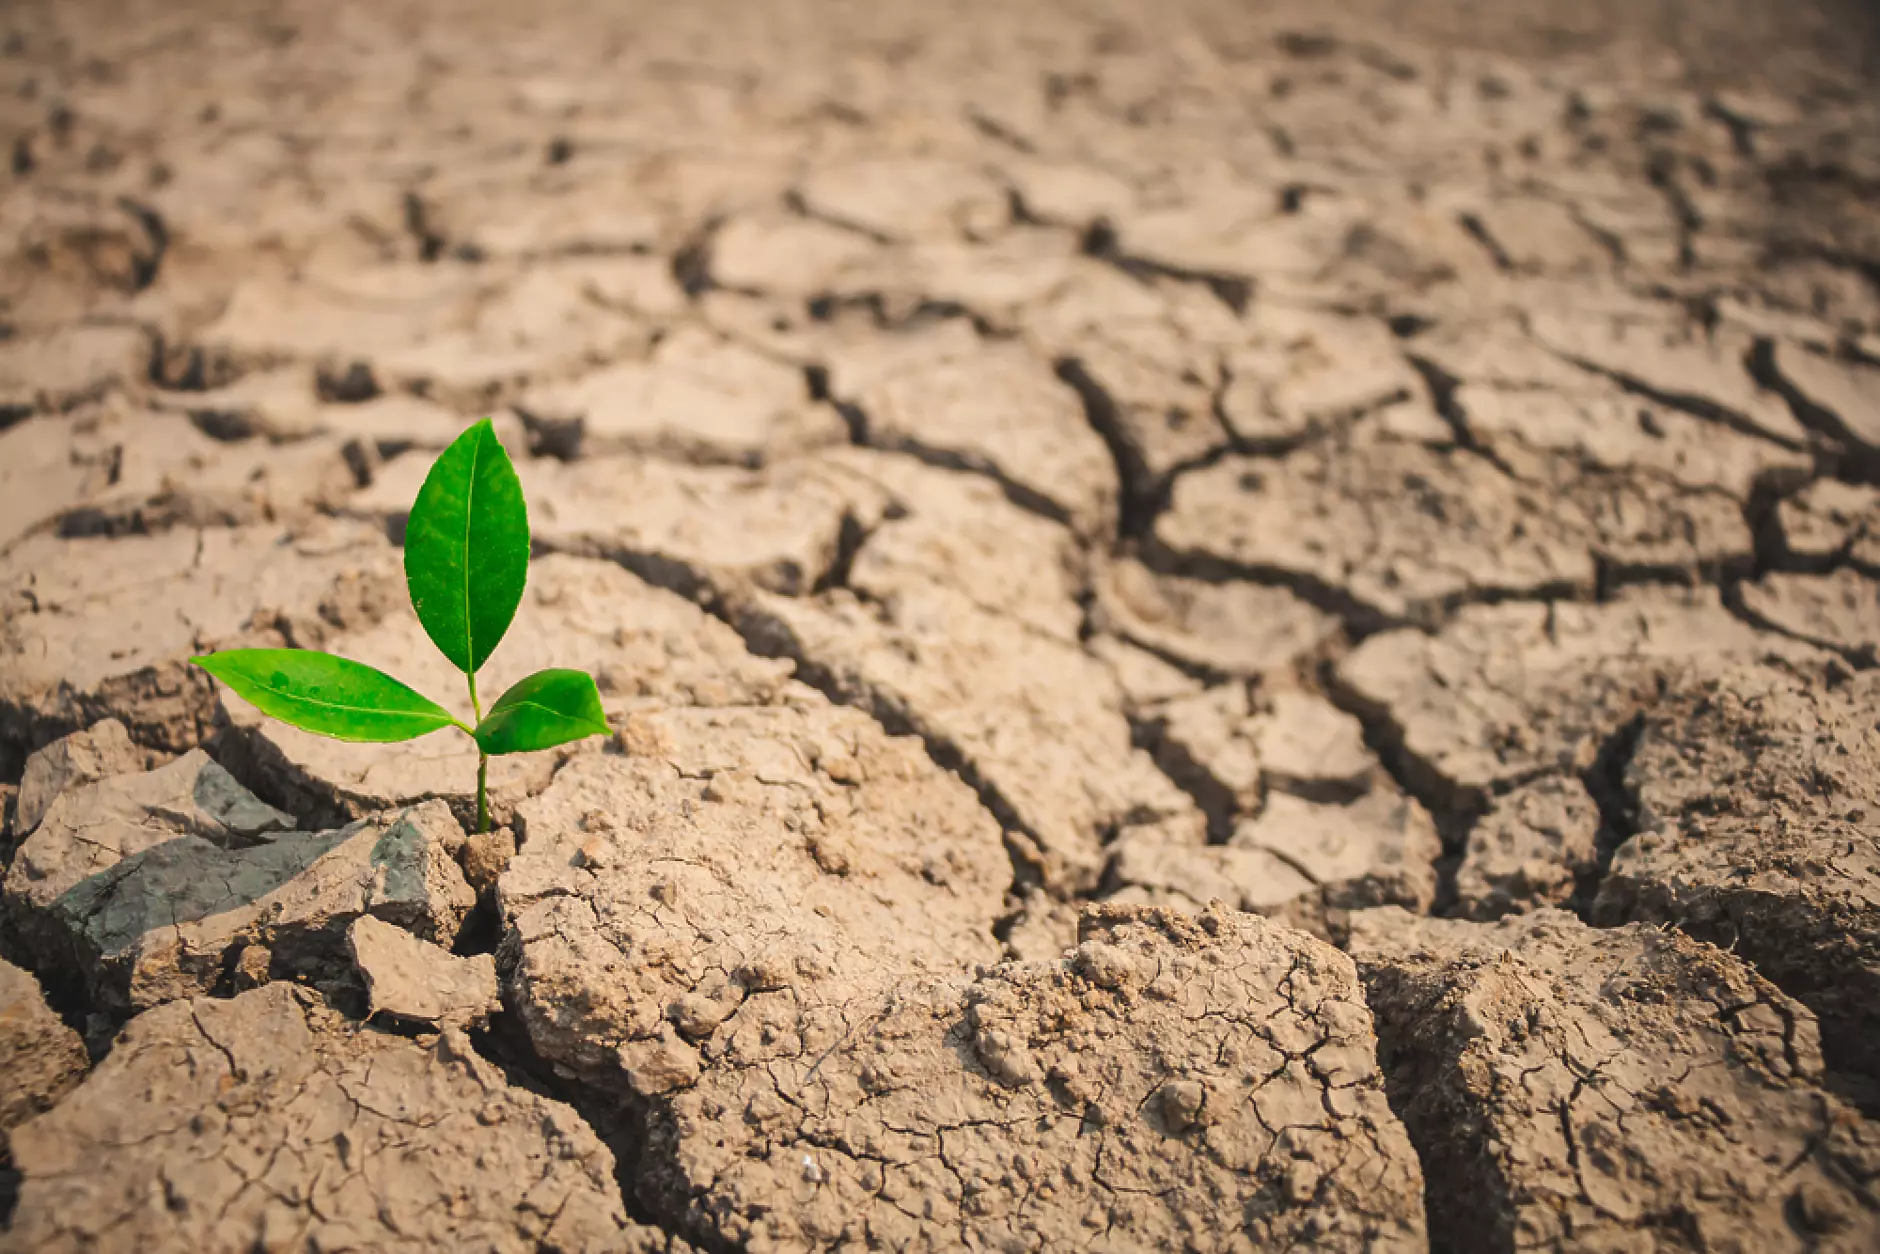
[461,426,480,670]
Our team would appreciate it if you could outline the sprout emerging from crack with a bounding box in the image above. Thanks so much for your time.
[193,419,608,833]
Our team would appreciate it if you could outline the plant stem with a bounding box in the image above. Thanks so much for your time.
[468,671,487,834]
[476,752,489,835]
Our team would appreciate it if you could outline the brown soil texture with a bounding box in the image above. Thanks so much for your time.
[3,0,1880,1250]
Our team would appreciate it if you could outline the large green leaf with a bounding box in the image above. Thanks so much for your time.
[404,418,529,674]
[193,649,462,743]
[475,669,609,755]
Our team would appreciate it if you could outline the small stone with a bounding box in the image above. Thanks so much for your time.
[230,942,273,991]
[1157,1079,1209,1131]
[14,718,148,836]
[348,915,501,1027]
[460,827,517,896]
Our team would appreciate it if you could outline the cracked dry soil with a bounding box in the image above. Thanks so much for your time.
[2,0,1880,1250]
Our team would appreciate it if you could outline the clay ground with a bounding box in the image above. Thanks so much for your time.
[3,0,1880,1250]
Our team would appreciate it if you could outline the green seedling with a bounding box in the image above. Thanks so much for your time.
[192,419,608,833]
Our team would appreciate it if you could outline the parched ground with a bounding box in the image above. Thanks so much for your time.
[3,0,1880,1250]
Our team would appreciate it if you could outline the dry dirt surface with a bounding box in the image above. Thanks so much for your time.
[2,0,1880,1250]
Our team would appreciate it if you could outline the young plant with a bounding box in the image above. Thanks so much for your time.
[192,419,607,834]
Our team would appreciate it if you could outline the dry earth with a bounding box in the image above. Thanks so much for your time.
[2,0,1880,1250]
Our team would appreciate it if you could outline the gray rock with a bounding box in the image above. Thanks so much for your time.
[8,749,296,908]
[5,755,469,1016]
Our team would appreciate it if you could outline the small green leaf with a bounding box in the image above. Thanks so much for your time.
[475,669,609,755]
[405,418,529,674]
[193,650,462,743]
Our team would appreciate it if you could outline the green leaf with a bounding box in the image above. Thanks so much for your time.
[193,650,462,743]
[475,669,609,755]
[404,418,529,674]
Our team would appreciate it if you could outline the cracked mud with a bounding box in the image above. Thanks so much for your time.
[3,0,1880,1250]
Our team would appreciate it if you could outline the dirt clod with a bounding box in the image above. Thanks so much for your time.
[502,700,1008,1095]
[1454,775,1605,919]
[0,957,86,1132]
[1352,907,1880,1253]
[3,983,638,1253]
[347,914,500,1028]
[0,522,400,773]
[13,718,148,838]
[639,905,1428,1251]
[1595,661,1880,1098]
